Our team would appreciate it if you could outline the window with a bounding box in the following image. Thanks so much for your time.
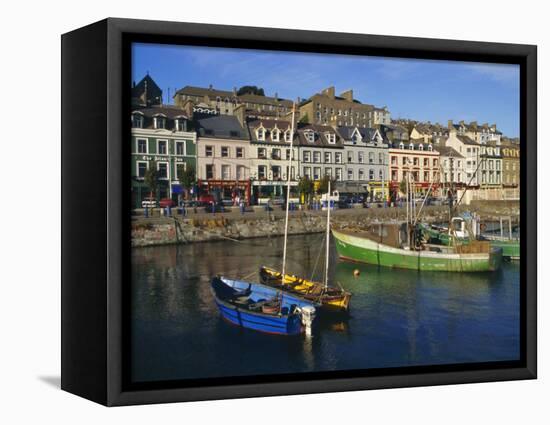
[313,152,321,163]
[157,162,168,179]
[284,130,291,142]
[221,165,231,180]
[358,152,364,164]
[132,113,143,128]
[304,167,311,178]
[433,158,438,167]
[325,168,332,177]
[399,142,404,150]
[303,151,311,162]
[258,148,267,159]
[313,167,321,180]
[379,169,383,180]
[379,153,384,164]
[205,145,213,157]
[175,119,186,132]
[258,165,267,179]
[348,169,353,180]
[236,147,244,158]
[391,170,398,181]
[272,166,281,179]
[335,152,342,164]
[154,116,166,129]
[424,171,429,182]
[402,157,407,166]
[136,161,147,178]
[237,166,245,180]
[368,152,374,164]
[348,152,354,162]
[358,169,364,180]
[413,157,419,166]
[221,146,229,157]
[326,133,336,144]
[157,140,167,155]
[257,127,266,141]
[272,149,281,160]
[304,131,315,143]
[175,141,185,156]
[324,152,332,163]
[206,164,214,179]
[423,158,429,167]
[272,129,280,142]
[391,156,397,166]
[136,138,147,154]
[369,169,374,180]
[286,149,292,160]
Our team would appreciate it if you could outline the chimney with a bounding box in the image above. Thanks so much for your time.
[274,92,278,100]
[339,89,353,102]
[234,104,246,128]
[471,121,478,130]
[447,119,453,129]
[322,86,335,99]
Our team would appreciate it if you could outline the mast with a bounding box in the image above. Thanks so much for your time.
[281,102,296,278]
[324,180,331,289]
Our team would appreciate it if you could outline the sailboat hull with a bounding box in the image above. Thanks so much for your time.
[332,229,502,272]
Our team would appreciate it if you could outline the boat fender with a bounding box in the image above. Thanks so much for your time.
[297,306,316,337]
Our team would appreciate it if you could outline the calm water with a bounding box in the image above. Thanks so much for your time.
[131,234,520,383]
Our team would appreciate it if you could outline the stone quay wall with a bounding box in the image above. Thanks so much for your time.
[131,202,519,248]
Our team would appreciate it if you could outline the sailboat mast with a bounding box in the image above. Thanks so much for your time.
[281,102,296,279]
[324,180,331,289]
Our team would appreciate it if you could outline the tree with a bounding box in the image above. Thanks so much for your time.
[177,164,196,200]
[297,176,314,204]
[299,113,310,124]
[236,85,265,96]
[144,161,159,200]
[318,175,336,194]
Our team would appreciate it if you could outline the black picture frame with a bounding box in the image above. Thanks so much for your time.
[61,17,537,406]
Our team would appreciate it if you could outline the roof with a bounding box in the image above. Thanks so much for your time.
[336,126,385,144]
[456,135,478,146]
[132,105,188,120]
[195,115,248,140]
[434,146,464,158]
[295,123,344,148]
[175,85,235,99]
[238,93,293,107]
[248,119,293,144]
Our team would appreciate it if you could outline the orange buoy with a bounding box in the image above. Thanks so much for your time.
[353,269,360,277]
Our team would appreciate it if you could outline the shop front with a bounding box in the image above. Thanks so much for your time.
[198,179,251,205]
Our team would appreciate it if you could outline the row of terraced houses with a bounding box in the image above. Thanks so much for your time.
[130,75,520,208]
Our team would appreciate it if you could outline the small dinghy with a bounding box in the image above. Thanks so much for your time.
[211,276,316,336]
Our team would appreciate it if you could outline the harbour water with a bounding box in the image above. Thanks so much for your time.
[131,233,520,383]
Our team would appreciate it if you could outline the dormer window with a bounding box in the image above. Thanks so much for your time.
[154,116,166,129]
[419,144,424,151]
[409,143,414,150]
[325,132,336,144]
[304,130,315,143]
[284,130,291,142]
[175,118,187,132]
[399,142,404,150]
[428,145,433,151]
[272,128,280,142]
[131,113,143,128]
[256,126,266,141]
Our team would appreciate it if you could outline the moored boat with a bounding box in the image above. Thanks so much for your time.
[332,224,502,272]
[211,276,316,336]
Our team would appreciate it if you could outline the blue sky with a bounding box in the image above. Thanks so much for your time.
[132,43,520,137]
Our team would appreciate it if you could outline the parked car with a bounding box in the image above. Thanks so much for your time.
[141,197,158,208]
[159,198,175,208]
[197,194,215,206]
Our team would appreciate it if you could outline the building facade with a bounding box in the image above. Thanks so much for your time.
[130,106,196,208]
[445,130,481,186]
[195,114,251,204]
[246,118,299,202]
[434,145,466,186]
[337,126,389,199]
[501,139,520,187]
[298,87,390,127]
[388,140,441,197]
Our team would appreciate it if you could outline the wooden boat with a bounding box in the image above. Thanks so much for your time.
[259,266,351,312]
[260,180,352,313]
[421,215,519,260]
[211,276,316,336]
[332,223,502,272]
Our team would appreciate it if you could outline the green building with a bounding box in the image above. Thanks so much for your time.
[131,105,197,208]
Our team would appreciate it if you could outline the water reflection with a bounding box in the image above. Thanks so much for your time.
[131,234,520,383]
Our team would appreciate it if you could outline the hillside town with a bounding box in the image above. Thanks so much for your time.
[130,74,520,210]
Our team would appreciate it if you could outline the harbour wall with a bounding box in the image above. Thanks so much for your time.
[131,202,519,247]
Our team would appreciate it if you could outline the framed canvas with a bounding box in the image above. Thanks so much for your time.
[61,18,537,406]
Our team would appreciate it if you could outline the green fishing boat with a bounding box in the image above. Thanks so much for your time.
[332,224,502,272]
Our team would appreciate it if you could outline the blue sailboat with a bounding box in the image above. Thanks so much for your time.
[211,276,316,336]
